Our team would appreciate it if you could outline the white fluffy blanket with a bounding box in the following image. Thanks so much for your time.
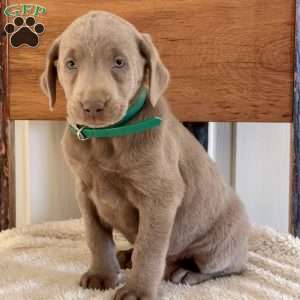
[0,219,300,300]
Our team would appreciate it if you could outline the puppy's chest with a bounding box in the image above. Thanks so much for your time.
[89,166,126,206]
[84,161,139,236]
[64,137,141,237]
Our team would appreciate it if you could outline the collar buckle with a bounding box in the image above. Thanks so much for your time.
[75,125,88,141]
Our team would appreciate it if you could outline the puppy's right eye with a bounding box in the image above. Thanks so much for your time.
[66,60,77,70]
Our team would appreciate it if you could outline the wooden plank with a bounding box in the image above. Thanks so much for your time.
[291,0,300,238]
[7,0,294,122]
[0,0,15,230]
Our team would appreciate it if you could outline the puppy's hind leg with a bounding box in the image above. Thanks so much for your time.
[172,197,250,286]
[168,257,214,284]
[170,264,245,285]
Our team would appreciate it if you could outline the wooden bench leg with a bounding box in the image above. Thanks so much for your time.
[291,0,300,237]
[0,4,15,231]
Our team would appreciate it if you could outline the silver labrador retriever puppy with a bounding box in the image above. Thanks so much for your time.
[41,11,250,300]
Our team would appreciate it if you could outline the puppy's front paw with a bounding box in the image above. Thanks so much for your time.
[80,271,120,290]
[114,285,154,300]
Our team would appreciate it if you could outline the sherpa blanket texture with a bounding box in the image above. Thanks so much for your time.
[0,219,300,300]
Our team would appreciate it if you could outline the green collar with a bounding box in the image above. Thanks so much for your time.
[69,87,161,140]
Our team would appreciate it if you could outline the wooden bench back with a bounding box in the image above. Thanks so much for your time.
[7,0,295,122]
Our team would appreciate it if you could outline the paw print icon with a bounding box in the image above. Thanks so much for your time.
[4,16,45,48]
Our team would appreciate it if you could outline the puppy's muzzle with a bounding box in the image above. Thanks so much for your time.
[80,100,107,118]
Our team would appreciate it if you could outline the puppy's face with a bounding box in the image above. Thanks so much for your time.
[41,11,169,128]
[58,14,145,128]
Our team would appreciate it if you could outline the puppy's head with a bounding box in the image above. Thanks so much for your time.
[40,11,169,128]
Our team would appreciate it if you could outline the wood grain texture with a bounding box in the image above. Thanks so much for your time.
[7,0,295,122]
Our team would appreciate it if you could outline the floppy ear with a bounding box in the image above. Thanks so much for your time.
[40,37,60,111]
[139,33,170,106]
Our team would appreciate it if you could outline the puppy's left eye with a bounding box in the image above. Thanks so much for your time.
[66,60,78,70]
[113,57,126,69]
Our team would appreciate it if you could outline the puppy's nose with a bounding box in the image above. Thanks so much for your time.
[81,100,105,117]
